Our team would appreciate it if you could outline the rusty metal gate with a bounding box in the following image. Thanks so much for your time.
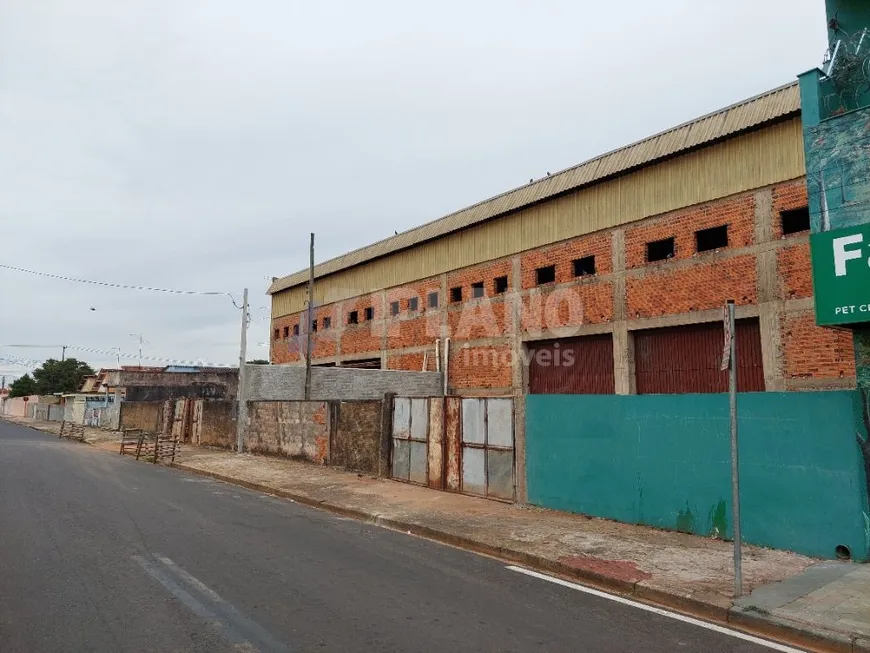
[391,396,515,501]
[460,398,515,500]
[391,398,429,485]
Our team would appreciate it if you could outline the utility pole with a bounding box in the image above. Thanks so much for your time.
[61,345,67,362]
[236,288,249,453]
[304,233,315,401]
[722,300,742,597]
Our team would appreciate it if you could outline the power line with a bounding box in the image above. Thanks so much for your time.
[0,344,233,369]
[0,263,243,308]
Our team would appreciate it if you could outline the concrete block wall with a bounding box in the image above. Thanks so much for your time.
[272,178,850,395]
[245,364,442,402]
[246,401,329,462]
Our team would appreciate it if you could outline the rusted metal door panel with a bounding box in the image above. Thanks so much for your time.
[191,400,203,445]
[393,398,411,439]
[392,440,410,480]
[487,449,515,500]
[445,397,462,491]
[410,399,428,440]
[409,441,428,485]
[461,399,485,444]
[528,334,615,394]
[486,399,513,448]
[427,399,444,489]
[635,319,764,394]
[461,447,486,496]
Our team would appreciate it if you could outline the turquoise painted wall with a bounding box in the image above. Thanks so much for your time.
[526,391,870,561]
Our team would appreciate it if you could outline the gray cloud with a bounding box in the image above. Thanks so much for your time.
[0,0,827,379]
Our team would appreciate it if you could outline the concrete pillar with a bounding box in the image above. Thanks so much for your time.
[610,229,634,394]
[754,188,786,391]
[510,254,528,502]
[379,290,388,369]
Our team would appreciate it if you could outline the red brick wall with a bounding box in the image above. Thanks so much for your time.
[772,180,809,239]
[520,233,612,290]
[626,255,757,319]
[777,242,813,299]
[270,180,853,392]
[781,312,855,380]
[449,344,513,390]
[624,196,755,269]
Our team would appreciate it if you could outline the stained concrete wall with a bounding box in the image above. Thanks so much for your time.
[526,391,870,561]
[330,401,383,475]
[245,365,442,402]
[120,369,239,399]
[198,400,235,449]
[246,401,330,462]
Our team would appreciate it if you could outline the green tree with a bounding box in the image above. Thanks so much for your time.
[31,358,95,395]
[8,374,37,398]
[247,359,270,365]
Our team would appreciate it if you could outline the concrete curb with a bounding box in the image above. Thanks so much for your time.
[169,461,852,652]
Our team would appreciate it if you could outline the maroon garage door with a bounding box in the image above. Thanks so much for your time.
[634,319,764,394]
[528,334,615,394]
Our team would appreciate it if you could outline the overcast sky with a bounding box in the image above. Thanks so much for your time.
[0,0,827,380]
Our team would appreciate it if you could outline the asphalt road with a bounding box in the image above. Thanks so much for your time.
[0,420,795,653]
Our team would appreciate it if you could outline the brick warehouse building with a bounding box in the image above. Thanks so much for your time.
[268,81,851,395]
[268,81,869,561]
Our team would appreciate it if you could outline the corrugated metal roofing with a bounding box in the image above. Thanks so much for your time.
[268,81,800,295]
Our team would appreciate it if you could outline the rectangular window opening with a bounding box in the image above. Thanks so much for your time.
[322,317,331,330]
[781,207,810,235]
[408,297,419,312]
[536,265,556,285]
[494,276,509,294]
[283,326,289,338]
[428,291,439,309]
[471,282,485,298]
[274,328,280,340]
[364,306,374,321]
[293,324,300,336]
[311,320,317,332]
[647,237,675,262]
[390,301,400,316]
[450,287,463,303]
[695,225,728,253]
[348,310,359,325]
[573,256,596,277]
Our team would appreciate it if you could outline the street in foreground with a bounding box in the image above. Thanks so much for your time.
[0,421,801,652]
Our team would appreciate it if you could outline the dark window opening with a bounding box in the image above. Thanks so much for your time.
[695,225,728,252]
[311,320,317,332]
[293,324,300,336]
[348,310,359,325]
[494,276,509,294]
[408,297,419,312]
[471,282,485,298]
[322,316,331,330]
[364,306,374,321]
[781,207,810,235]
[274,328,280,340]
[450,287,463,303]
[536,265,556,285]
[573,256,596,277]
[283,326,289,338]
[390,301,400,316]
[647,237,675,262]
[428,291,439,308]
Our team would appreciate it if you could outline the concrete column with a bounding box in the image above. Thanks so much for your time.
[754,188,786,391]
[380,290,388,369]
[509,255,528,502]
[610,229,634,394]
[335,300,344,366]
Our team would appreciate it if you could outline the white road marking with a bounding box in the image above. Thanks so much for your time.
[506,566,805,653]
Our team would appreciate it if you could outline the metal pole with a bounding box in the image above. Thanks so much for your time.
[304,233,314,401]
[61,345,67,362]
[728,300,743,597]
[236,288,249,453]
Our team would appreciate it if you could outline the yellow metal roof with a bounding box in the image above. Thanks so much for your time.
[268,81,800,295]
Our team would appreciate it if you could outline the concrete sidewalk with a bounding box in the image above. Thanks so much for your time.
[7,415,869,651]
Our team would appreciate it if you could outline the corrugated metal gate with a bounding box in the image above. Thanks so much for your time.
[635,318,764,394]
[528,335,615,394]
[391,397,515,501]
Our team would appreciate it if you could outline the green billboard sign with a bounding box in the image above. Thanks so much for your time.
[811,223,870,326]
